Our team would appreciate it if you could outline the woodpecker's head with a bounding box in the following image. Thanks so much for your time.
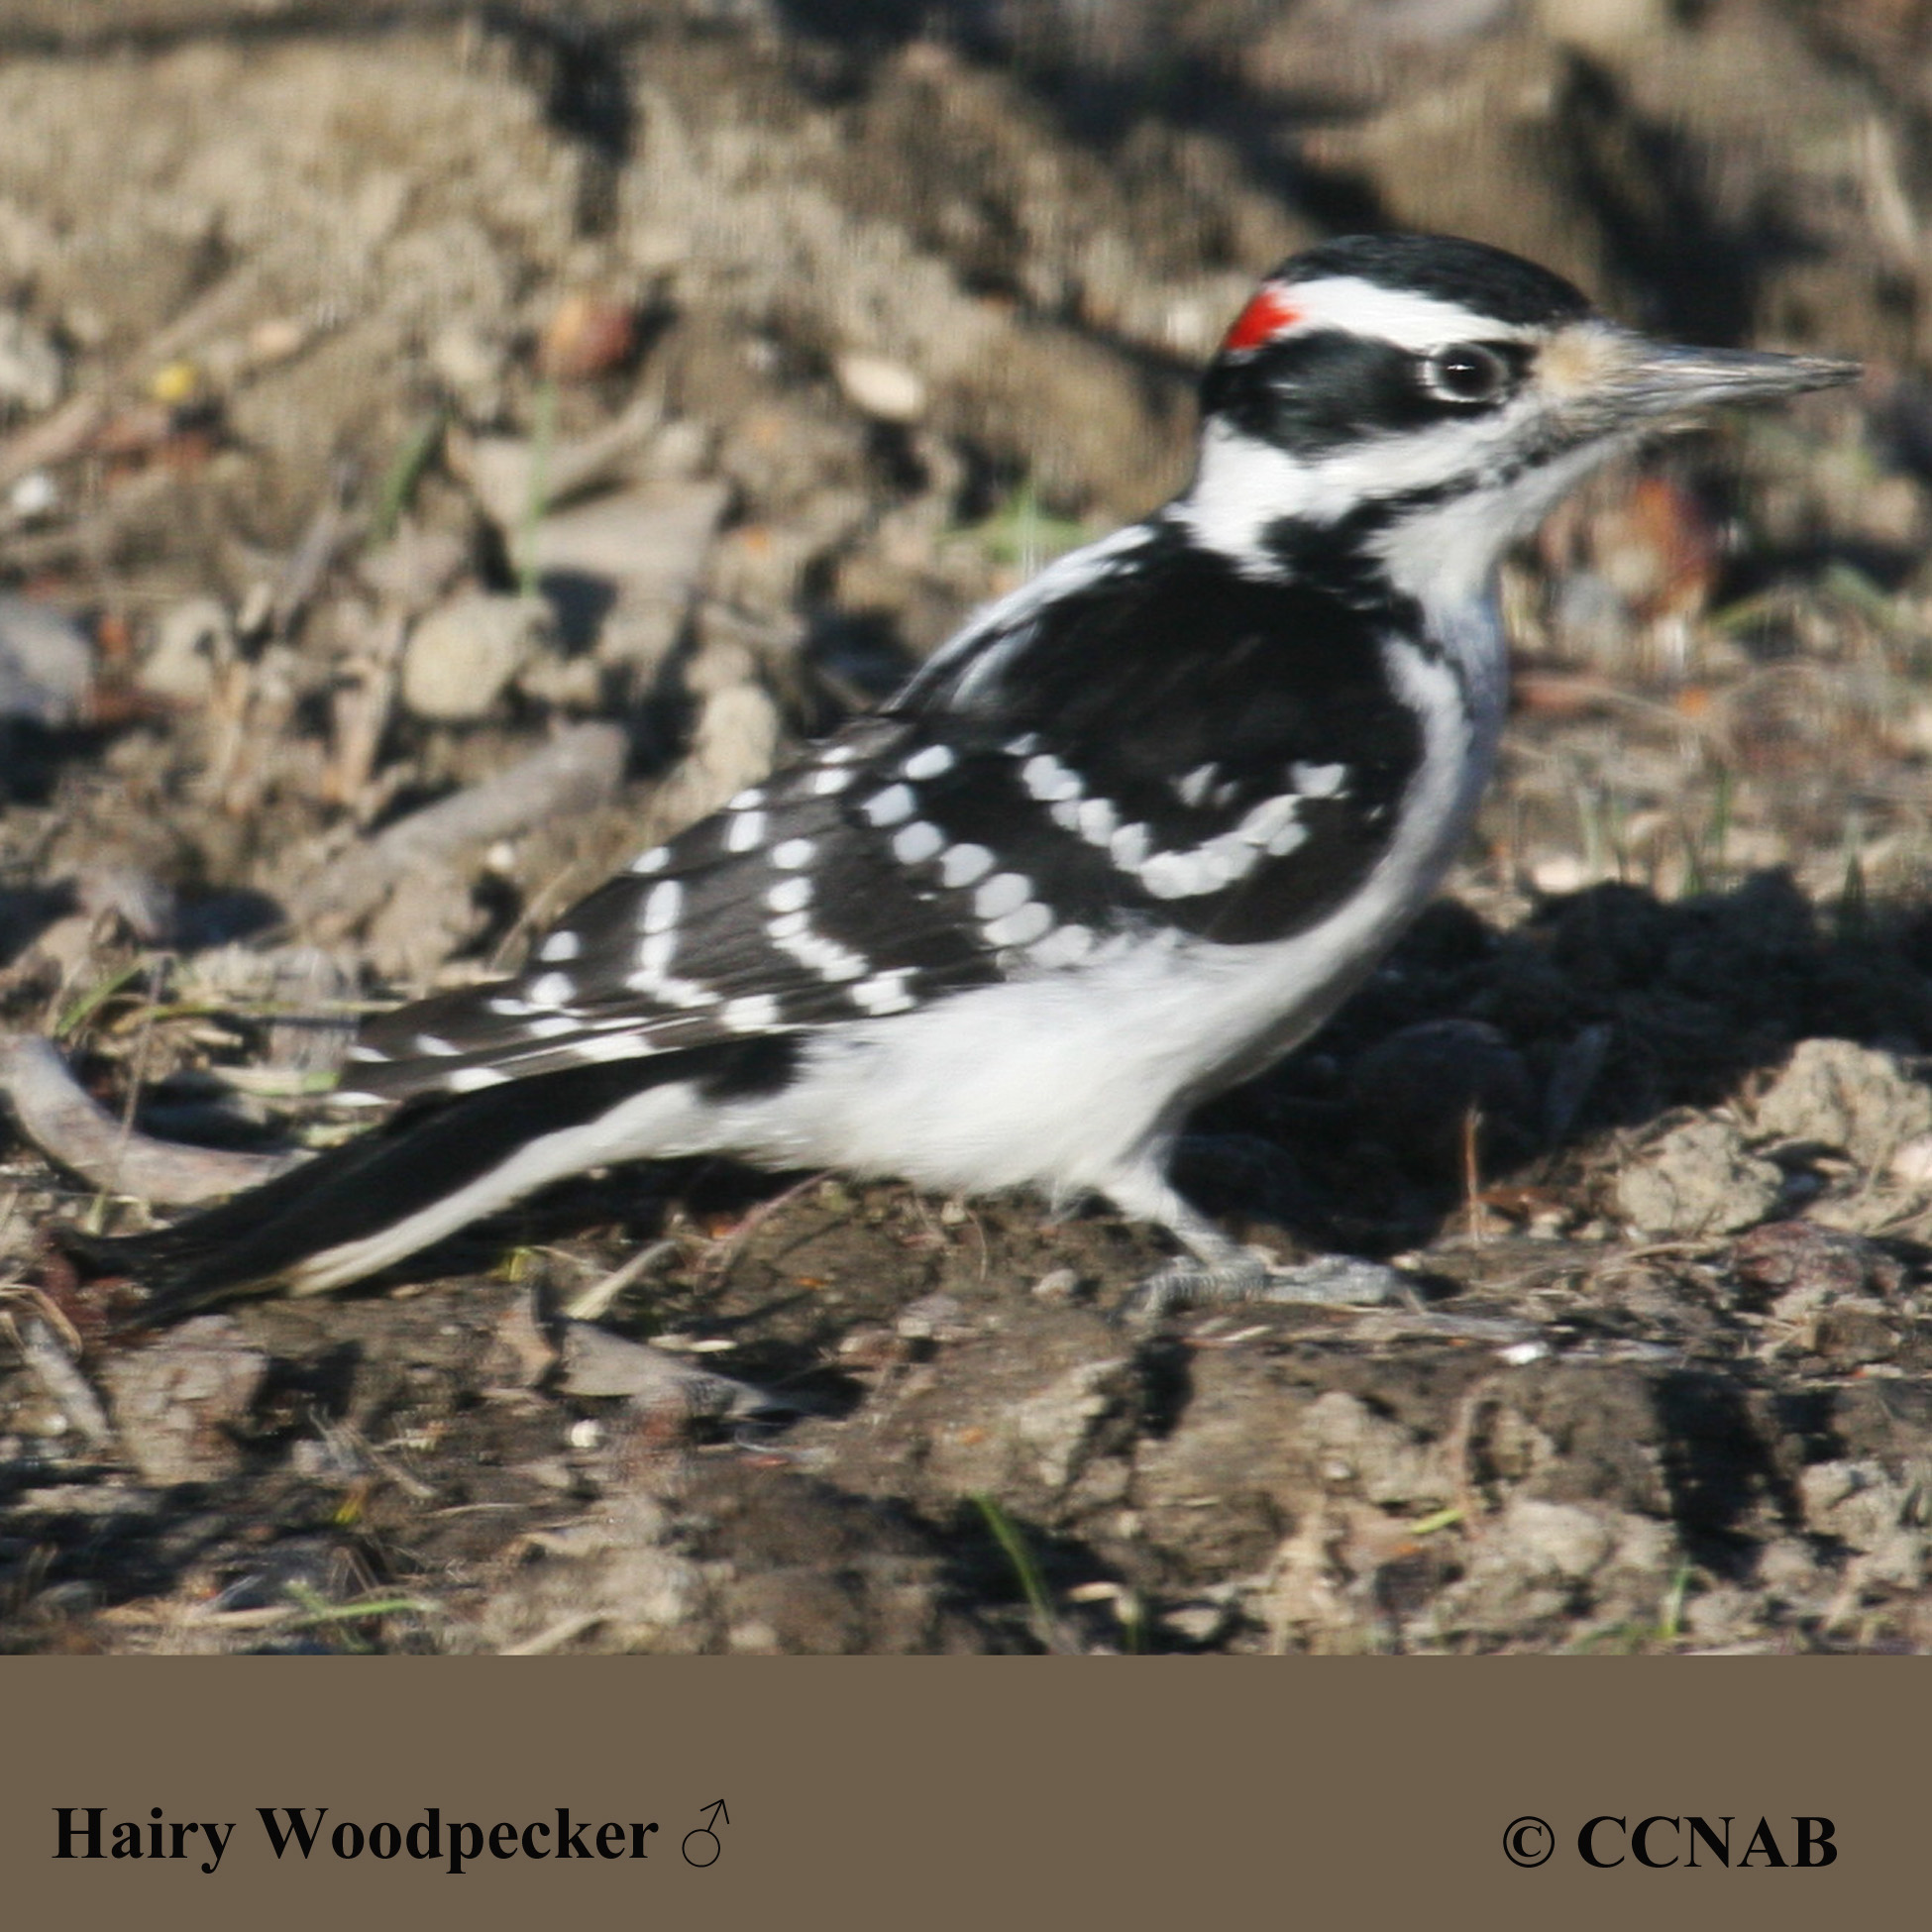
[1183,233,1859,604]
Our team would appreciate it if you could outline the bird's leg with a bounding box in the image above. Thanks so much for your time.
[1104,1166,1405,1320]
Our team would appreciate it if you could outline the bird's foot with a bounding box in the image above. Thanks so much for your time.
[1122,1248,1410,1323]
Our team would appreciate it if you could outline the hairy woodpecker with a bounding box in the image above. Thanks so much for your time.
[66,234,1857,1320]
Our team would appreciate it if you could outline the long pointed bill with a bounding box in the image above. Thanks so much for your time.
[1605,338,1862,422]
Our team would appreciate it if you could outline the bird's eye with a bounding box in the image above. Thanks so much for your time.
[1421,343,1511,405]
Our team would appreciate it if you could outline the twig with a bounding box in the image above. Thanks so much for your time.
[563,1239,682,1322]
[11,1313,114,1449]
[0,1032,300,1205]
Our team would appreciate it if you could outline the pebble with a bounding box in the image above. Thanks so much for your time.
[0,310,64,413]
[400,591,555,721]
[835,351,927,423]
[0,592,93,727]
[139,595,232,707]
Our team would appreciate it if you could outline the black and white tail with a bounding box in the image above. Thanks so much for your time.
[58,1048,776,1324]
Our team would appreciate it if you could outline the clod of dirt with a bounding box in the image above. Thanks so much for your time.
[1797,1462,1929,1601]
[1730,1220,1910,1363]
[1730,1220,1905,1309]
[98,1317,268,1485]
[1752,1037,1932,1171]
[1612,1117,1783,1236]
[400,592,555,723]
[1424,1497,1679,1647]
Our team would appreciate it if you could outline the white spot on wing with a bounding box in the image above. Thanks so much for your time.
[1076,798,1118,844]
[812,766,853,796]
[642,881,684,934]
[1030,922,1095,966]
[767,876,812,912]
[940,843,994,888]
[447,1066,510,1092]
[1020,753,1082,803]
[725,808,768,852]
[862,784,916,827]
[902,744,954,780]
[1291,761,1349,798]
[1140,851,1210,899]
[851,970,915,1015]
[774,838,816,869]
[1239,796,1299,845]
[974,872,1030,919]
[631,930,676,982]
[986,901,1053,947]
[893,820,945,865]
[529,971,576,1007]
[537,930,582,963]
[722,995,780,1032]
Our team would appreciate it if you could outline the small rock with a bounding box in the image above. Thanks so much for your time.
[1753,1038,1932,1172]
[538,291,638,381]
[1006,1355,1131,1491]
[139,595,232,707]
[0,311,64,414]
[523,480,729,601]
[9,469,57,519]
[400,592,554,721]
[558,1322,773,1424]
[0,593,93,727]
[1889,1135,1932,1186]
[1613,1118,1782,1237]
[835,352,927,423]
[896,1293,970,1342]
[1031,1268,1083,1304]
[429,322,508,400]
[99,1318,268,1485]
[453,400,664,532]
[355,525,469,609]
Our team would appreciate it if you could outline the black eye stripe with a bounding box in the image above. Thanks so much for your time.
[1201,330,1532,455]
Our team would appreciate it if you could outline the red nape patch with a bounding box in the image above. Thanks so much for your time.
[1222,286,1302,354]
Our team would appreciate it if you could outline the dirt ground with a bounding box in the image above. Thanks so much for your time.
[8,0,1932,1653]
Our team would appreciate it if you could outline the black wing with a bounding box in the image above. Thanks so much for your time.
[342,523,1427,1106]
